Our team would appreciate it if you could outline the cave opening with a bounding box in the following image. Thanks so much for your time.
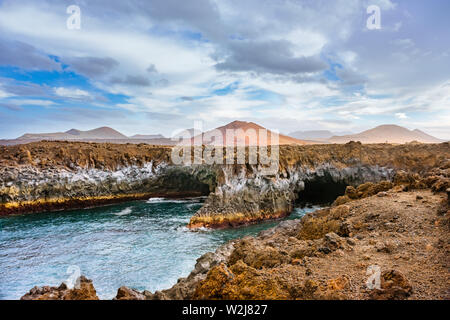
[152,170,214,197]
[296,175,348,207]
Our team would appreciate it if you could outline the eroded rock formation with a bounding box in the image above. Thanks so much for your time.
[1,141,449,230]
[187,143,449,228]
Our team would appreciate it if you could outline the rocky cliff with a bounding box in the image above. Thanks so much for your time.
[187,142,449,228]
[0,142,215,215]
[1,141,449,229]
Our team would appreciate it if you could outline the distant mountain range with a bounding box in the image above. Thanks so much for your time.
[288,130,352,141]
[0,122,445,146]
[129,134,165,140]
[18,127,128,141]
[327,125,443,144]
[2,127,173,146]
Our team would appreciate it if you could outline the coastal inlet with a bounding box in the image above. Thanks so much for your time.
[0,197,319,300]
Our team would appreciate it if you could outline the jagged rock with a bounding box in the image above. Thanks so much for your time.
[376,241,396,253]
[330,205,350,218]
[333,180,395,206]
[323,232,342,251]
[21,276,99,300]
[333,195,351,206]
[327,275,350,291]
[114,286,146,300]
[289,241,317,259]
[297,209,340,240]
[193,261,349,300]
[228,237,290,269]
[318,232,344,254]
[338,221,352,237]
[193,263,236,299]
[431,177,450,192]
[394,170,416,186]
[345,186,358,199]
[369,270,412,300]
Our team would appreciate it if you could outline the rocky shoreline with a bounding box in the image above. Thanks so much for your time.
[117,177,449,300]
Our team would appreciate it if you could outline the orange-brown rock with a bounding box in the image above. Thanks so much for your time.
[327,275,350,291]
[296,209,341,240]
[368,270,413,300]
[186,188,449,300]
[21,276,99,300]
[114,286,146,300]
[333,181,394,206]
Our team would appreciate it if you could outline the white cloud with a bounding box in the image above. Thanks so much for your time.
[8,99,55,107]
[393,22,402,32]
[0,88,13,98]
[370,0,397,10]
[395,112,408,119]
[391,38,415,49]
[277,29,327,57]
[54,87,91,98]
[338,51,358,65]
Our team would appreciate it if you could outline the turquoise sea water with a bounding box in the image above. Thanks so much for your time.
[0,198,319,300]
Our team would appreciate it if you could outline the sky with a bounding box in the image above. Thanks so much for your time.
[0,0,449,139]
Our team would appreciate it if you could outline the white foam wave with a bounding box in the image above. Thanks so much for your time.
[146,197,205,204]
[114,207,133,216]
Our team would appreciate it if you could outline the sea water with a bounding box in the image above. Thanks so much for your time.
[0,198,319,299]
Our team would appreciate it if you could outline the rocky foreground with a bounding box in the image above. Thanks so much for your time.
[22,182,450,300]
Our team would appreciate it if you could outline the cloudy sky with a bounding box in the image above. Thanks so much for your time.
[0,0,449,139]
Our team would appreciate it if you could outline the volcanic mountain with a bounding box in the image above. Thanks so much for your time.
[191,120,308,146]
[65,127,128,139]
[328,124,442,144]
[18,127,128,141]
